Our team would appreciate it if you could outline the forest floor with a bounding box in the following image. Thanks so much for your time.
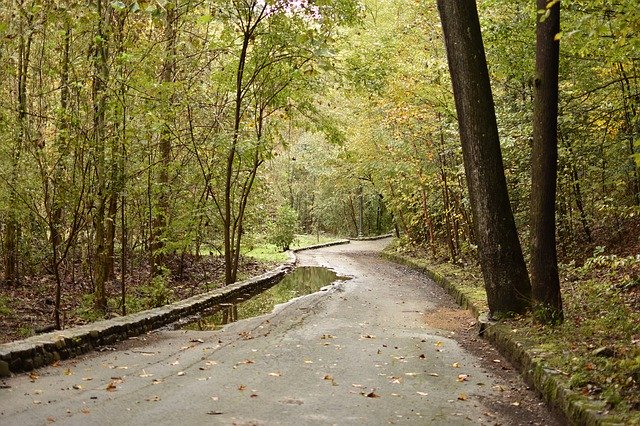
[0,254,275,345]
[390,217,640,423]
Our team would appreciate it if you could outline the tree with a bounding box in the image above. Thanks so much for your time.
[530,0,563,323]
[436,0,532,316]
[90,0,111,313]
[150,1,178,277]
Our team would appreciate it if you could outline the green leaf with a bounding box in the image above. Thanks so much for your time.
[111,0,126,11]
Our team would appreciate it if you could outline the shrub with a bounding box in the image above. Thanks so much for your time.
[268,205,299,252]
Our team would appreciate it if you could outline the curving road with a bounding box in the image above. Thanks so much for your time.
[0,239,561,425]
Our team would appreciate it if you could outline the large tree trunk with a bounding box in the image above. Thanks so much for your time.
[530,0,563,323]
[437,0,531,316]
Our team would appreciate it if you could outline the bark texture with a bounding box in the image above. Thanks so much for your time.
[437,0,531,316]
[530,0,563,322]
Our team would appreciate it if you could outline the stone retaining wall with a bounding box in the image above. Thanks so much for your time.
[0,262,292,377]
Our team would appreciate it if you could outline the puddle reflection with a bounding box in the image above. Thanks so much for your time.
[182,266,349,331]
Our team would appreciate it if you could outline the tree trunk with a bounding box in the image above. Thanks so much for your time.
[437,0,531,316]
[4,3,33,286]
[151,3,176,277]
[92,0,110,313]
[530,0,563,323]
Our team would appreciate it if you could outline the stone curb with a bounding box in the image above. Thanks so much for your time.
[0,261,294,378]
[0,239,356,378]
[350,233,394,241]
[291,239,351,253]
[382,250,626,426]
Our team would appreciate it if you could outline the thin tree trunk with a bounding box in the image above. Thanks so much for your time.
[92,0,110,313]
[4,2,33,286]
[437,0,531,316]
[152,3,177,277]
[530,0,563,323]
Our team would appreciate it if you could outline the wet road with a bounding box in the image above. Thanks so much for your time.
[0,239,561,425]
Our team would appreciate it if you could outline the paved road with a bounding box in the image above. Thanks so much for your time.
[0,239,561,425]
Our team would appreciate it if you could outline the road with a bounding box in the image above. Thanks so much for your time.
[0,239,561,425]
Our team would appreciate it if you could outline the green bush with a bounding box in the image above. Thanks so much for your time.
[0,296,13,316]
[141,267,174,308]
[268,205,299,252]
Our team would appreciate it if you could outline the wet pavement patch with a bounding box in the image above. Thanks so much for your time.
[181,267,350,331]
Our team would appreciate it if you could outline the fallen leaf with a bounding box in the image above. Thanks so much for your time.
[146,395,161,402]
[82,377,93,381]
[304,360,313,364]
[417,391,429,396]
[457,393,467,401]
[351,383,364,388]
[434,341,443,347]
[364,390,380,398]
[33,400,42,405]
[190,339,204,343]
[72,384,82,390]
[250,393,258,398]
[139,370,153,378]
[81,408,90,414]
[492,359,501,363]
[457,374,469,382]
[510,401,520,406]
[171,360,180,366]
[418,354,426,359]
[47,416,55,423]
[323,375,333,381]
[106,382,117,392]
[361,335,376,339]
[206,411,223,415]
[177,371,186,376]
[321,334,335,339]
[64,368,73,376]
[268,372,281,377]
[429,373,439,377]
[29,372,39,382]
[238,384,246,391]
[451,362,460,368]
[152,379,163,385]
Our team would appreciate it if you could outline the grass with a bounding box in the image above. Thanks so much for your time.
[243,234,344,262]
[0,296,13,316]
[385,239,640,424]
[290,234,341,249]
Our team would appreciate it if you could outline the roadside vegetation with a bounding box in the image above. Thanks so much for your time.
[387,234,640,423]
[0,234,343,344]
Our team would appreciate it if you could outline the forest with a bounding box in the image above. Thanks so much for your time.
[0,0,638,418]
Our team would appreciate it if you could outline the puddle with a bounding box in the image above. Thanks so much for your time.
[181,266,350,331]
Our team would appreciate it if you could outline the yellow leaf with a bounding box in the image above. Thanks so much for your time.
[554,32,562,41]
